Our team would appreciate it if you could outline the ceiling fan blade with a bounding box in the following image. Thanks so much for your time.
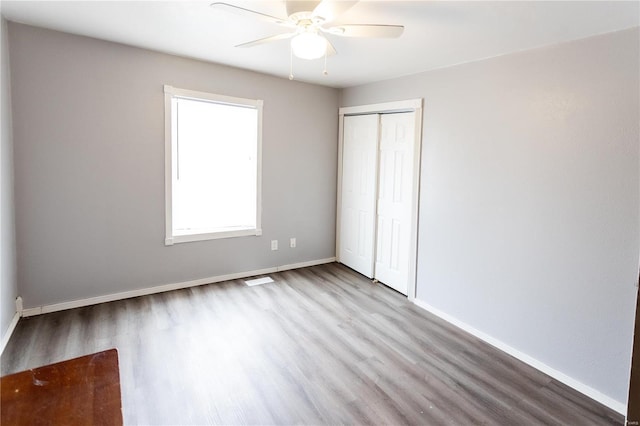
[285,1,322,17]
[325,24,404,38]
[210,2,290,26]
[236,32,295,48]
[312,0,359,23]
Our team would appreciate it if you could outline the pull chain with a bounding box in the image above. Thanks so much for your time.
[288,45,328,80]
[323,49,328,76]
[289,44,294,80]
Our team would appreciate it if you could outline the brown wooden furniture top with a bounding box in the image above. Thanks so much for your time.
[1,349,122,426]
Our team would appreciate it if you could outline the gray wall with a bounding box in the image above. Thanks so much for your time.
[1,16,18,343]
[342,28,639,405]
[8,22,339,309]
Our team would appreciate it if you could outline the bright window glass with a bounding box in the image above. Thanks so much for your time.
[165,86,262,244]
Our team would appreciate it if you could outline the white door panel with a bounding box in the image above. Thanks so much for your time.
[375,112,416,295]
[339,114,379,278]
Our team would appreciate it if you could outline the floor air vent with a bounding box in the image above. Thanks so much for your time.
[244,277,274,287]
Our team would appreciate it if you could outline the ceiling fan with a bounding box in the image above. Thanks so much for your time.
[210,0,404,78]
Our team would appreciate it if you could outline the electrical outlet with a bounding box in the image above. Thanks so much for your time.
[271,240,278,251]
[290,237,296,248]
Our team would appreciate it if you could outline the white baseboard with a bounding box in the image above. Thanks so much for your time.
[412,298,626,415]
[1,309,20,356]
[277,257,335,272]
[21,257,336,317]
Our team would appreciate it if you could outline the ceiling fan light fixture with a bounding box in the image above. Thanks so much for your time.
[291,32,327,60]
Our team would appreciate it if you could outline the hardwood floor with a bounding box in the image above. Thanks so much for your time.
[1,263,623,425]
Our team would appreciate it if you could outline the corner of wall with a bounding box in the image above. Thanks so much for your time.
[0,297,21,355]
[0,14,20,353]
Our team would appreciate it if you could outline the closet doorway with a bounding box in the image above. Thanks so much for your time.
[337,99,423,298]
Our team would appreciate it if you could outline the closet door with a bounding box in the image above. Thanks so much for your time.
[339,114,379,278]
[374,112,416,295]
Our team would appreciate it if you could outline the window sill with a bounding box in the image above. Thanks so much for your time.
[165,228,262,245]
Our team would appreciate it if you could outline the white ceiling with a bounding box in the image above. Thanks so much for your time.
[1,1,638,88]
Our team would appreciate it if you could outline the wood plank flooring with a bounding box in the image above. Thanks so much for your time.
[1,263,623,425]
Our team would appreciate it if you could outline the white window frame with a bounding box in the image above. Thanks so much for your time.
[164,85,263,246]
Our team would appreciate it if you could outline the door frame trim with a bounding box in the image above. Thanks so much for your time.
[337,99,423,300]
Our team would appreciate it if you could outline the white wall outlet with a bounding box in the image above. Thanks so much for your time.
[290,237,296,248]
[271,240,278,251]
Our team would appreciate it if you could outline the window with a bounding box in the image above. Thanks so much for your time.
[164,85,263,245]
